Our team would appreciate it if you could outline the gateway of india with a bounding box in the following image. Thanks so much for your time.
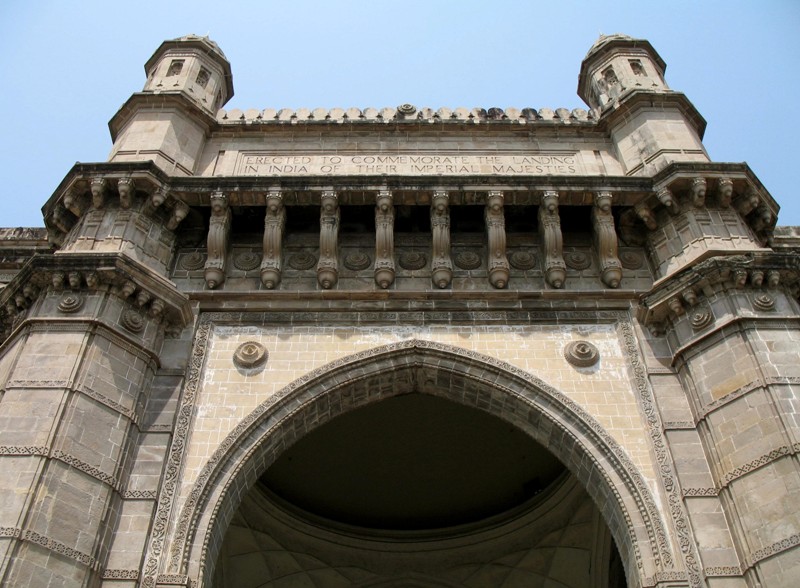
[0,33,798,588]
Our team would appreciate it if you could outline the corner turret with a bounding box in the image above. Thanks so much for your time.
[578,34,708,175]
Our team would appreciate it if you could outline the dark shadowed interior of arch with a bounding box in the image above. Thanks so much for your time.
[261,393,566,530]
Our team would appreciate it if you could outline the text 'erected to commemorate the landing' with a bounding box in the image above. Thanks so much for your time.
[235,153,580,176]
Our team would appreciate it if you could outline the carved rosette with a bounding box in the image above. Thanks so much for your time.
[399,252,427,270]
[288,252,317,271]
[180,251,206,271]
[57,293,84,314]
[753,293,775,311]
[485,191,510,289]
[374,191,395,289]
[261,191,285,289]
[233,341,268,369]
[233,252,260,271]
[344,252,371,271]
[204,192,231,289]
[430,191,452,289]
[121,309,145,333]
[509,250,537,270]
[690,308,713,330]
[564,341,600,367]
[317,191,339,289]
[538,191,566,288]
[592,191,623,288]
[454,251,481,270]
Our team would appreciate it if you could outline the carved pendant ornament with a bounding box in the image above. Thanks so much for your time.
[261,191,285,289]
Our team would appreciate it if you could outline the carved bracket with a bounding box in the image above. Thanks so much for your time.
[539,191,566,288]
[430,191,452,289]
[592,191,622,288]
[374,191,395,289]
[485,191,510,289]
[317,191,339,289]
[261,191,285,289]
[204,192,231,289]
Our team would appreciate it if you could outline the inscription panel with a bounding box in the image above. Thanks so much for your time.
[235,152,581,176]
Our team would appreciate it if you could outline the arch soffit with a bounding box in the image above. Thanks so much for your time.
[172,338,671,585]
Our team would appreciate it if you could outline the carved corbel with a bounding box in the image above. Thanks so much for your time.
[117,178,135,209]
[690,178,707,208]
[67,272,82,290]
[374,191,395,289]
[119,280,136,299]
[733,269,748,289]
[430,191,452,289]
[751,206,773,232]
[736,186,760,217]
[656,187,679,215]
[767,270,780,288]
[136,290,151,307]
[63,187,84,217]
[485,191,509,289]
[750,270,764,287]
[634,202,658,230]
[151,186,168,209]
[668,297,684,316]
[204,192,231,289]
[51,272,65,290]
[682,289,698,306]
[167,201,189,231]
[51,206,73,234]
[538,191,566,289]
[90,177,107,209]
[717,178,734,208]
[592,191,622,288]
[317,191,339,289]
[261,191,285,289]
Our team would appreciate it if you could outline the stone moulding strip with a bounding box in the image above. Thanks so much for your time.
[79,385,138,425]
[50,449,120,491]
[704,566,742,577]
[0,446,49,456]
[102,569,140,580]
[0,526,98,570]
[697,376,800,423]
[682,487,719,498]
[745,533,800,570]
[721,444,800,487]
[122,489,158,500]
[663,421,695,430]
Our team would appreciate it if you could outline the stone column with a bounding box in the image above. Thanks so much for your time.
[430,191,452,289]
[317,191,339,290]
[261,190,285,290]
[539,191,566,289]
[0,177,191,587]
[374,191,395,290]
[485,191,509,289]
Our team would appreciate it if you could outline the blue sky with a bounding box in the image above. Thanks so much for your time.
[1,0,798,226]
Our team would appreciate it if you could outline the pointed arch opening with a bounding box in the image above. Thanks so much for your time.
[169,340,671,587]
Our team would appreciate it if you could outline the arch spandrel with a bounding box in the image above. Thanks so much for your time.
[179,322,657,502]
[156,334,682,588]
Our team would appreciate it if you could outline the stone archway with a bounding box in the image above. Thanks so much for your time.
[168,340,673,587]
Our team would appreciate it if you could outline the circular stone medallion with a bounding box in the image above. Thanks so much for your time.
[753,293,775,311]
[233,341,268,369]
[564,340,600,367]
[619,251,644,270]
[121,309,145,333]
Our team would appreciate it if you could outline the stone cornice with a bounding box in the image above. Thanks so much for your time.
[0,252,193,337]
[108,92,217,143]
[596,90,707,138]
